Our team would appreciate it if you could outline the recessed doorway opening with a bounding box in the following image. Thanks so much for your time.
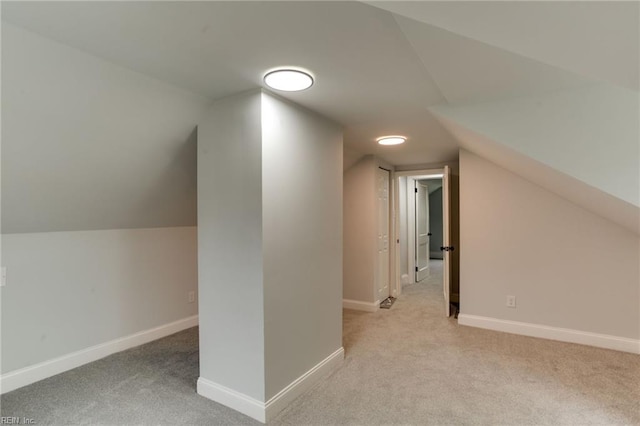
[393,168,455,317]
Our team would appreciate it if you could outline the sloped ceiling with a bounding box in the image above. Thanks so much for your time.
[391,14,597,105]
[370,1,639,232]
[368,1,640,90]
[2,1,638,233]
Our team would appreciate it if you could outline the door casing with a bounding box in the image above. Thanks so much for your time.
[392,168,452,317]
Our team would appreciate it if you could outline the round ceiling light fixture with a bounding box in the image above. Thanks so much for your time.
[264,68,314,92]
[377,135,406,146]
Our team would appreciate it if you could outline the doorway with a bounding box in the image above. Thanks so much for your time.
[394,167,453,317]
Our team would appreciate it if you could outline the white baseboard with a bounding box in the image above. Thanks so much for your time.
[197,378,266,422]
[265,347,344,421]
[1,315,199,394]
[343,299,380,312]
[458,314,640,354]
[198,347,344,423]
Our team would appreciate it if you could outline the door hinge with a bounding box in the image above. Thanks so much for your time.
[415,266,419,272]
[415,187,418,193]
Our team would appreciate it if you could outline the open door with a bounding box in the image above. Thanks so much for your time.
[442,166,452,317]
[415,181,430,282]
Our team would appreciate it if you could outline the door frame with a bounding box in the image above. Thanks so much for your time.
[392,168,445,298]
[375,167,391,303]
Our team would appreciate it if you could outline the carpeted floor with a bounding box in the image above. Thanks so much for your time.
[2,261,639,425]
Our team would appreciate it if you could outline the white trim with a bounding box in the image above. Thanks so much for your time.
[407,177,417,285]
[458,314,640,354]
[197,378,266,423]
[393,171,402,297]
[265,347,344,421]
[343,299,380,312]
[0,315,199,394]
[197,347,344,423]
[393,168,446,297]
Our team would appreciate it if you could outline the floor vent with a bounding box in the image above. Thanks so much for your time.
[380,297,396,309]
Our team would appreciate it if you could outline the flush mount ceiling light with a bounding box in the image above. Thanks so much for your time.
[377,135,406,146]
[264,68,314,92]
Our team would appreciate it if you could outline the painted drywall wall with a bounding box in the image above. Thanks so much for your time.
[197,91,265,401]
[428,186,443,259]
[432,84,640,210]
[1,227,198,374]
[197,91,343,416]
[261,92,343,400]
[434,114,639,236]
[1,22,209,233]
[459,150,639,339]
[343,156,377,303]
[1,23,204,384]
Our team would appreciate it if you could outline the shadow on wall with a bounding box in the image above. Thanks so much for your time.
[131,127,199,228]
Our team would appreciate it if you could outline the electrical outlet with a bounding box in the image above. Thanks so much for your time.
[1,267,6,287]
[506,295,516,308]
[188,291,195,303]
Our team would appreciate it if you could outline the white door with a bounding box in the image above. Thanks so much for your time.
[415,181,430,282]
[442,166,452,317]
[377,168,390,302]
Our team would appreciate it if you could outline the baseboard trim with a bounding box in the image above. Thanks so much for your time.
[458,314,640,354]
[343,299,380,312]
[1,315,199,394]
[265,346,344,421]
[197,378,266,423]
[197,347,344,423]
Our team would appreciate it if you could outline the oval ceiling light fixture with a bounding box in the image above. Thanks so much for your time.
[264,68,314,92]
[377,135,406,146]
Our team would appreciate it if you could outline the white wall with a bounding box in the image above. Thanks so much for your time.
[1,22,209,233]
[261,92,343,400]
[459,150,639,343]
[197,91,343,420]
[1,227,198,374]
[1,22,205,390]
[197,91,265,401]
[343,156,377,303]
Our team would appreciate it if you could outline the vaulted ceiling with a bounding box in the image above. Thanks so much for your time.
[2,1,638,233]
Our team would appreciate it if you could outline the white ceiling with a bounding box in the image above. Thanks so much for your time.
[2,1,636,168]
[368,1,640,90]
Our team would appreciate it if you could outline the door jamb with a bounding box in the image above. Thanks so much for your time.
[392,168,445,297]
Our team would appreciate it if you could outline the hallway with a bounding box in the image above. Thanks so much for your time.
[277,260,640,425]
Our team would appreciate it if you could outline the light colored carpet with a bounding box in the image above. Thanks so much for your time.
[275,261,640,425]
[2,261,639,425]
